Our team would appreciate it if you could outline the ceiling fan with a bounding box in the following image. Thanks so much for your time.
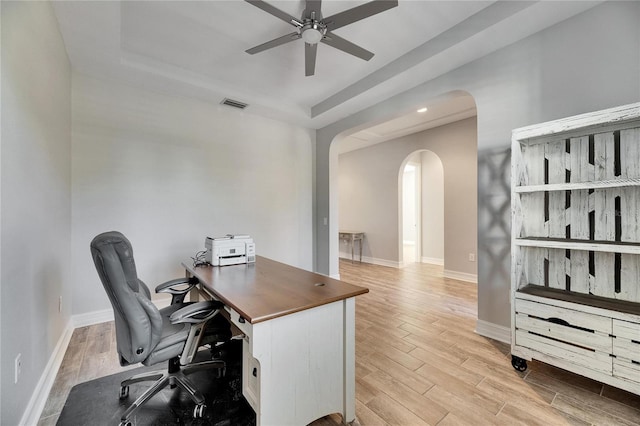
[244,0,399,76]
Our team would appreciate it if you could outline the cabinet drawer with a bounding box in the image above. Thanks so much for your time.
[515,312,611,352]
[612,319,640,365]
[613,358,640,385]
[613,338,640,363]
[613,319,640,341]
[515,330,612,374]
[241,338,259,412]
[246,354,260,406]
[515,299,612,334]
[515,299,612,374]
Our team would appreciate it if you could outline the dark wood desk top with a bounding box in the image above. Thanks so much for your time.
[182,256,369,324]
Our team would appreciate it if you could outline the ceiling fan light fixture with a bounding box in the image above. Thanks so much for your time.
[302,28,323,44]
[301,22,325,44]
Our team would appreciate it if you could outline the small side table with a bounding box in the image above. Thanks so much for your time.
[339,231,364,263]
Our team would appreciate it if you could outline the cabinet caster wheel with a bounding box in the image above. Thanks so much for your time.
[511,355,528,372]
[193,404,206,419]
[119,386,129,399]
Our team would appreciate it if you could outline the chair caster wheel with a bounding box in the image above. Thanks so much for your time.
[119,421,132,426]
[511,355,528,372]
[119,386,129,399]
[216,367,226,378]
[193,404,206,419]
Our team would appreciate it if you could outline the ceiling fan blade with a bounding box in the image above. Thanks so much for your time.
[246,32,301,55]
[305,0,322,19]
[245,0,301,26]
[305,43,318,76]
[321,32,374,61]
[324,0,398,31]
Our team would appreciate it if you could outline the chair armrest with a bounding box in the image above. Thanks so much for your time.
[170,300,225,324]
[155,277,198,305]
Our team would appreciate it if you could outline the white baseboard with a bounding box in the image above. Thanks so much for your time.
[339,253,401,268]
[25,297,173,424]
[339,253,469,278]
[20,321,74,426]
[475,320,511,344]
[443,269,477,283]
[72,308,113,328]
[421,257,444,266]
[71,297,171,328]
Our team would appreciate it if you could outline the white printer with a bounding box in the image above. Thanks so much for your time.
[205,234,256,266]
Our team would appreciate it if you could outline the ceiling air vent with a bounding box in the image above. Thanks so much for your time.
[221,98,248,110]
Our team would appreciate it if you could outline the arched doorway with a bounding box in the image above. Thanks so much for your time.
[328,90,477,276]
[399,150,444,267]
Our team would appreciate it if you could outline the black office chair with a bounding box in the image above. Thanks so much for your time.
[90,231,231,426]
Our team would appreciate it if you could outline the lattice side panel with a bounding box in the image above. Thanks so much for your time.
[520,144,546,238]
[593,131,617,298]
[569,135,592,294]
[524,247,546,287]
[520,143,547,288]
[619,128,640,302]
[547,140,567,290]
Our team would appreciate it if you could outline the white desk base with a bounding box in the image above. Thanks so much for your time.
[226,298,356,426]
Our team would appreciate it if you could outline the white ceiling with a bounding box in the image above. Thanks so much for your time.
[52,0,601,133]
[338,93,477,153]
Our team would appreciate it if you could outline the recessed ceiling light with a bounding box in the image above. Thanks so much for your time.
[417,107,428,113]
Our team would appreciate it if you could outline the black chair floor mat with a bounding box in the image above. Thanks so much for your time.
[57,340,255,426]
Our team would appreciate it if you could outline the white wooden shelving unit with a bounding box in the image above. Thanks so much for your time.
[511,102,640,396]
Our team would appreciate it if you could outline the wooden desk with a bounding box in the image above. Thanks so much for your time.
[339,231,364,263]
[183,256,368,426]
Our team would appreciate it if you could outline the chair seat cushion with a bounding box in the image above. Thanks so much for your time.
[142,302,231,366]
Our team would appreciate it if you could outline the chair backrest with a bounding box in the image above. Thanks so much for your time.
[90,231,163,365]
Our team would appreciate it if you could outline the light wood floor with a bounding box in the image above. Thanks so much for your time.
[39,260,640,425]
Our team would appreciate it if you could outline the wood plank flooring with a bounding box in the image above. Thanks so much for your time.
[39,260,640,425]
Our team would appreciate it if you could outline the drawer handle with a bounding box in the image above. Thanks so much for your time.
[547,317,570,327]
[541,316,594,333]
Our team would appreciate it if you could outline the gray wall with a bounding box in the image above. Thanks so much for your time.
[316,1,640,329]
[1,2,72,424]
[1,4,314,422]
[477,147,511,331]
[338,117,476,275]
[71,74,314,315]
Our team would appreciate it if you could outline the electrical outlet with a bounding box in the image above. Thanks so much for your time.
[15,353,22,384]
[59,296,63,313]
[469,253,475,262]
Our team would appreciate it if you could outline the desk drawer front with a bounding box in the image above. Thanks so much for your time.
[227,307,252,337]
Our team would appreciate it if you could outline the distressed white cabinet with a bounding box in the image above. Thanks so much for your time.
[511,103,640,395]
